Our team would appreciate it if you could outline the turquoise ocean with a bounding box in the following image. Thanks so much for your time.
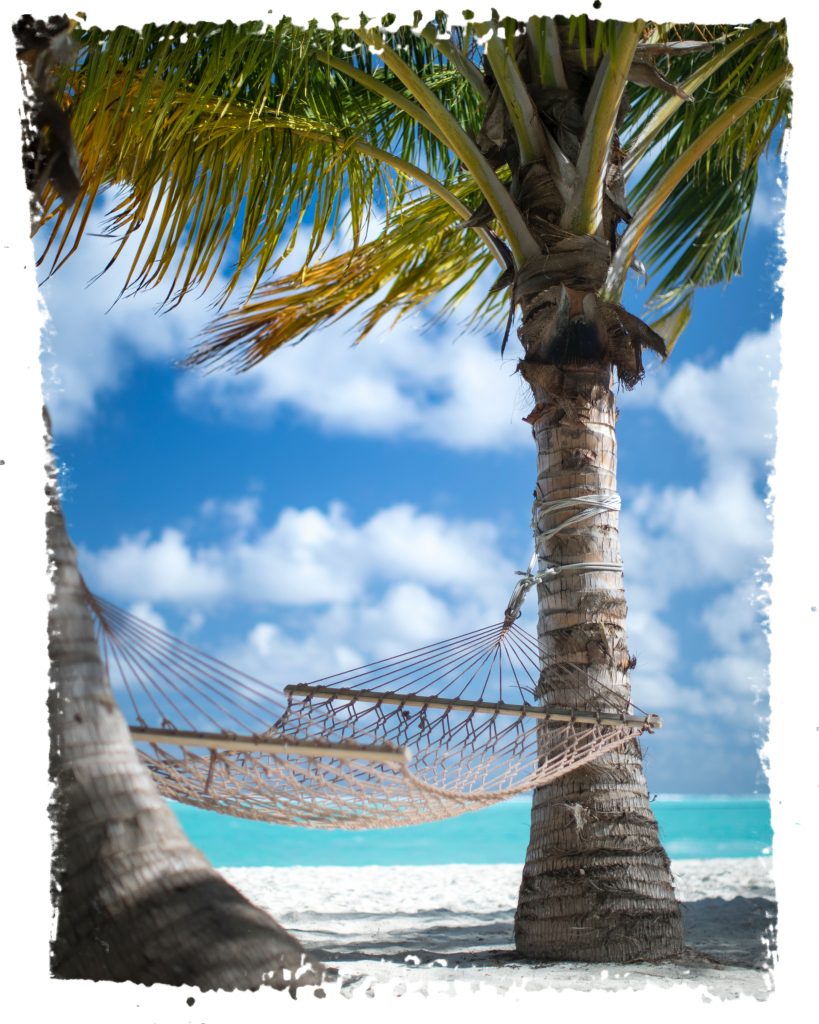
[172,794,772,868]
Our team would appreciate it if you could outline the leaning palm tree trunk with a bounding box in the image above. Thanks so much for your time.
[46,420,323,989]
[513,360,683,960]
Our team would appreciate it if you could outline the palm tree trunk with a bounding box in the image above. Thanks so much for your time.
[512,359,684,961]
[46,417,324,990]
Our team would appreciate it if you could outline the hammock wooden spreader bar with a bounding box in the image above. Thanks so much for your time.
[284,683,662,731]
[130,726,412,764]
[85,589,662,830]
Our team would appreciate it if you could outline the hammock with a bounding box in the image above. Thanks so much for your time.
[86,587,660,830]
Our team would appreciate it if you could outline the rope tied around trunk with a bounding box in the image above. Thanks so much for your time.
[504,493,623,626]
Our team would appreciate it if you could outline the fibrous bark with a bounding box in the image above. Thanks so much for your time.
[512,359,684,961]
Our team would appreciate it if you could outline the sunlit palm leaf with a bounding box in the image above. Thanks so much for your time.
[646,290,694,355]
[38,18,486,305]
[619,21,789,309]
[187,185,497,370]
[33,14,790,367]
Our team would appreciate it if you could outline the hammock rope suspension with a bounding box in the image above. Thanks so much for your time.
[84,491,660,830]
[85,602,657,827]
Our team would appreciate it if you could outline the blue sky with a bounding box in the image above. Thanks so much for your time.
[36,137,785,796]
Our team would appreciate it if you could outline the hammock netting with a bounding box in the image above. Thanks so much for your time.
[86,590,660,829]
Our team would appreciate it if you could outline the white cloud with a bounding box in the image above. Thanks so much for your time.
[750,153,788,232]
[624,323,779,465]
[126,601,167,632]
[83,527,228,603]
[624,603,699,713]
[698,654,768,700]
[81,500,515,618]
[239,616,364,684]
[77,317,779,726]
[39,198,529,450]
[230,503,366,605]
[200,496,261,534]
[38,197,213,436]
[81,498,520,688]
[696,579,771,723]
[642,325,779,468]
[355,578,503,659]
[701,579,768,655]
[623,466,771,600]
[618,323,779,721]
[177,312,528,451]
[228,581,484,685]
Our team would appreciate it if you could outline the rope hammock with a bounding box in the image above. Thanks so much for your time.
[86,567,660,829]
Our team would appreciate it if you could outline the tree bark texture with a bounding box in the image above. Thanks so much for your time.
[47,439,325,990]
[512,357,684,961]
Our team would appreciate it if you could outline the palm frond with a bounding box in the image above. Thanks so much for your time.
[646,290,694,355]
[612,21,789,309]
[562,19,643,234]
[37,18,491,305]
[357,20,539,263]
[525,17,567,89]
[485,27,551,167]
[186,184,498,370]
[31,14,791,367]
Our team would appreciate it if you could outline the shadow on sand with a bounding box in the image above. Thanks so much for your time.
[300,897,776,972]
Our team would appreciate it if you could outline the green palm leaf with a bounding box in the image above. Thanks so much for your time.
[186,183,498,370]
[38,18,487,306]
[615,21,789,310]
[34,14,790,364]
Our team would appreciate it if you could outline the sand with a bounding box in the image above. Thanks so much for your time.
[220,857,776,1001]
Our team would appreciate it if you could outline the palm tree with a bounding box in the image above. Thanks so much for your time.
[18,15,324,990]
[34,12,790,963]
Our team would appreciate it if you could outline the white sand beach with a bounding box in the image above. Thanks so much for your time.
[221,857,776,1001]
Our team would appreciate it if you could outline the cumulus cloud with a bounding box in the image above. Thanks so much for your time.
[619,323,779,722]
[628,323,779,470]
[38,197,213,436]
[78,323,779,730]
[81,499,515,616]
[83,528,228,603]
[696,579,771,723]
[622,603,701,713]
[39,199,529,449]
[126,601,167,632]
[623,467,772,601]
[242,616,366,683]
[224,581,493,686]
[176,311,527,451]
[749,152,788,232]
[81,498,520,685]
[200,496,261,533]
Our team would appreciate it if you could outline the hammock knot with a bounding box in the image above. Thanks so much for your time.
[503,562,559,626]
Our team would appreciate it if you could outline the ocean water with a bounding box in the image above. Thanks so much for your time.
[171,794,772,868]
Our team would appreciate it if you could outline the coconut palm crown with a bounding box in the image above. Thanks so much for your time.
[35,11,790,964]
[38,15,789,364]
